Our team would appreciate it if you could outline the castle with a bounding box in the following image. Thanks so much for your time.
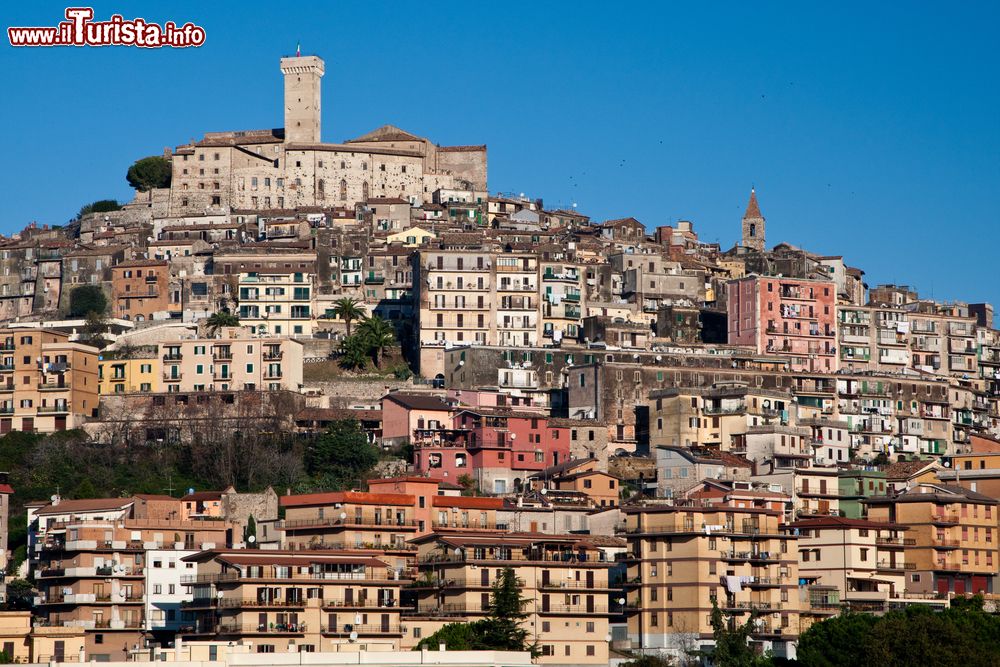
[165,54,487,216]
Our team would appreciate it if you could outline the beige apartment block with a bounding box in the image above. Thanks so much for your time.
[0,328,99,433]
[782,516,910,613]
[181,550,413,652]
[621,502,799,661]
[404,531,612,665]
[866,483,999,597]
[648,383,794,452]
[237,271,314,337]
[160,333,303,393]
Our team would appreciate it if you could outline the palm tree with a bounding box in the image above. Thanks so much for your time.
[333,297,365,337]
[339,334,369,371]
[205,310,240,336]
[357,315,395,368]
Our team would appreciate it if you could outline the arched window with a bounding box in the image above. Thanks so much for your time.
[340,179,347,201]
[362,181,369,201]
[317,179,325,199]
[749,223,756,237]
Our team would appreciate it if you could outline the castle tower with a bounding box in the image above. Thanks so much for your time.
[279,54,324,144]
[741,188,766,251]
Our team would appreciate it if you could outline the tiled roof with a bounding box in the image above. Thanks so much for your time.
[35,498,133,516]
[280,491,415,508]
[432,496,504,510]
[383,392,452,412]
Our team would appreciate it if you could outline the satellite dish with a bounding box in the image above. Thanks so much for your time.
[340,512,347,521]
[349,631,358,642]
[617,597,625,605]
[540,488,547,495]
[248,535,256,543]
[453,547,462,556]
[217,591,225,599]
[50,495,58,502]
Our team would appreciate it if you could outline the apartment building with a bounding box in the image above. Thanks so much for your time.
[181,550,414,652]
[648,383,794,452]
[782,516,912,612]
[111,260,172,322]
[278,491,420,557]
[865,483,999,597]
[160,333,303,393]
[0,327,99,433]
[529,458,622,508]
[404,531,613,665]
[538,257,583,343]
[98,349,160,395]
[412,407,571,496]
[621,501,798,661]
[837,305,911,372]
[728,276,837,372]
[417,249,495,366]
[236,271,314,337]
[31,497,227,660]
[0,611,86,663]
[907,304,979,377]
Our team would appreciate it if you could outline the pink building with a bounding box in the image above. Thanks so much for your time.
[413,408,570,495]
[728,275,838,372]
[380,392,454,446]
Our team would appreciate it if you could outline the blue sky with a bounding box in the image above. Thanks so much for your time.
[2,2,998,306]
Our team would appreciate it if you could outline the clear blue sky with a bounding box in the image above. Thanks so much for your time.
[2,2,998,306]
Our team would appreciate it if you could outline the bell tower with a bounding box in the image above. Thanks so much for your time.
[741,188,765,251]
[279,53,324,144]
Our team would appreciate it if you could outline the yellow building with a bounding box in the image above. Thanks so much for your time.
[99,350,161,395]
[0,611,87,663]
[386,226,436,247]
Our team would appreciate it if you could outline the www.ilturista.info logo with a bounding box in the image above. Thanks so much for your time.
[8,7,206,47]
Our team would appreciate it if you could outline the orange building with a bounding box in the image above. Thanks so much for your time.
[111,260,171,322]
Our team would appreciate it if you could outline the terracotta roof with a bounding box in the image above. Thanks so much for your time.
[346,125,424,144]
[744,188,762,219]
[280,490,414,508]
[883,460,938,480]
[432,496,504,510]
[383,392,452,412]
[0,484,14,495]
[34,498,133,516]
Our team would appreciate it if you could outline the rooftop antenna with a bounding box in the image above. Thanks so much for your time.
[163,473,176,498]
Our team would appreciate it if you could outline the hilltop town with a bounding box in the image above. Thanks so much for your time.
[0,53,997,665]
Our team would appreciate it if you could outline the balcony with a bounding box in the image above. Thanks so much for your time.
[212,351,233,361]
[876,537,917,547]
[37,404,69,414]
[876,560,916,572]
[932,538,961,550]
[37,382,68,391]
[216,597,307,610]
[263,350,284,361]
[721,550,779,563]
[539,604,607,615]
[162,354,182,362]
[930,514,960,526]
[163,373,182,381]
[216,623,307,635]
[321,624,405,636]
